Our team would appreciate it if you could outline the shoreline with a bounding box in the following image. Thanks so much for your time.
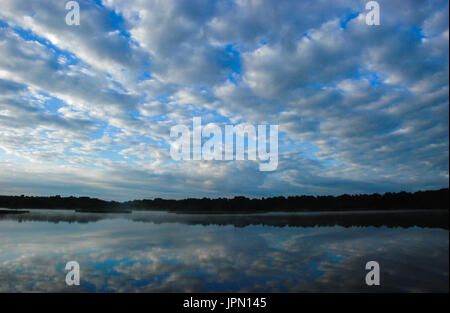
[1,207,448,215]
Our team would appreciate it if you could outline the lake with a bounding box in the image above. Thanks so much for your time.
[0,209,448,292]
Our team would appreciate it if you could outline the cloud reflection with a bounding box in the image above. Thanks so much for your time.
[0,210,448,292]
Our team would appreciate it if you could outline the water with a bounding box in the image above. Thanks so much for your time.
[0,209,448,292]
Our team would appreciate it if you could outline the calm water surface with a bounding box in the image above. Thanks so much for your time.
[0,209,448,292]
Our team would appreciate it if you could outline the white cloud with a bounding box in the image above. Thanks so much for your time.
[0,0,448,200]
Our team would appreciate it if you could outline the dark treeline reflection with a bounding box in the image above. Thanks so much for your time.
[0,209,448,229]
[0,188,448,213]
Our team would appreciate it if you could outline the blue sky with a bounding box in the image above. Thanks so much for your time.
[0,0,448,200]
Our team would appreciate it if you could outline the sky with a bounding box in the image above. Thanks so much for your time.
[0,0,448,201]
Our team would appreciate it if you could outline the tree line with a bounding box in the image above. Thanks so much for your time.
[0,188,448,213]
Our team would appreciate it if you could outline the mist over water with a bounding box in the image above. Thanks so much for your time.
[0,210,448,292]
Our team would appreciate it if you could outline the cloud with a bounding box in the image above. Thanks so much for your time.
[0,0,448,200]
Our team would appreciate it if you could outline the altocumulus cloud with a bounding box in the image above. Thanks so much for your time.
[0,0,448,200]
